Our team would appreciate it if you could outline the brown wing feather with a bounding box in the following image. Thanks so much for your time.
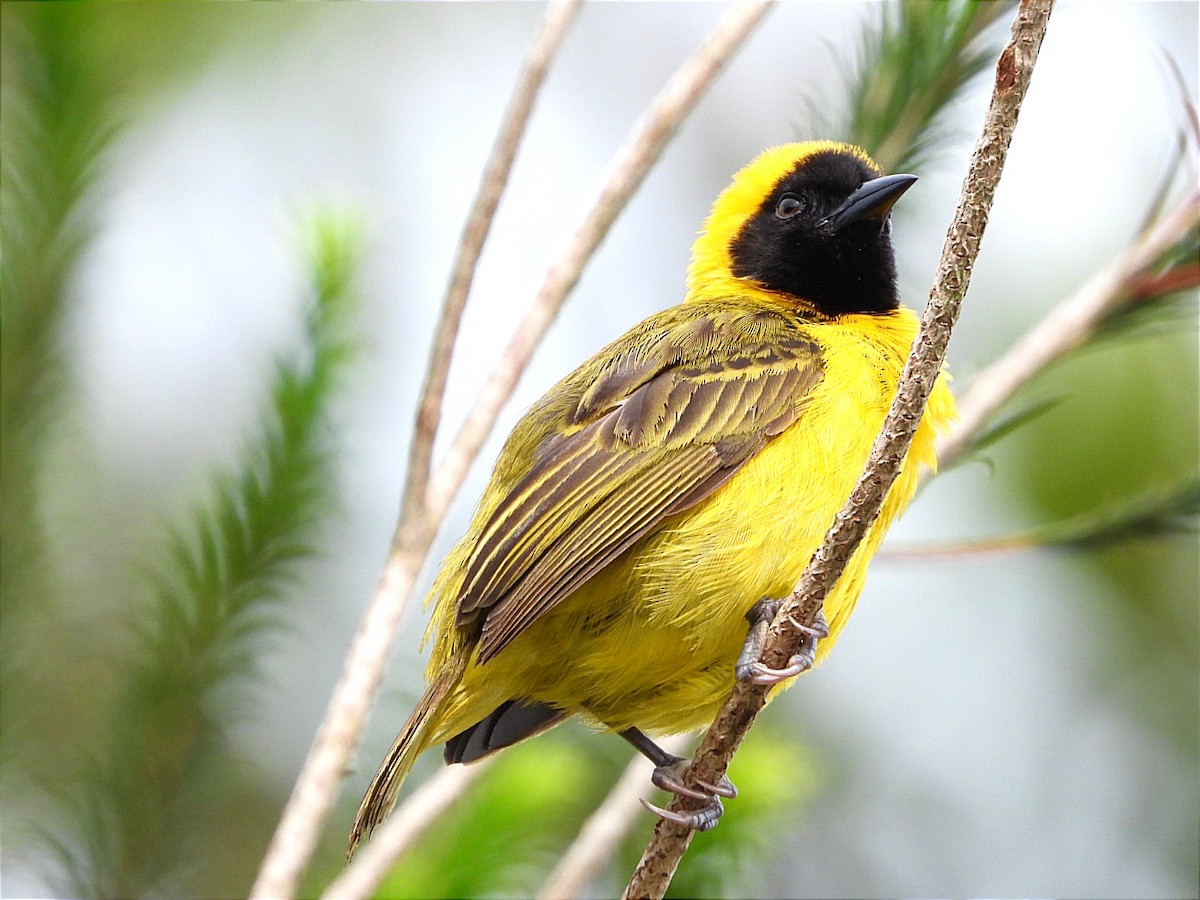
[456,305,825,663]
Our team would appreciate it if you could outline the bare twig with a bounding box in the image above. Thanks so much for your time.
[936,189,1200,471]
[252,5,772,897]
[403,0,583,525]
[425,0,774,517]
[251,7,577,896]
[320,760,496,900]
[623,2,1055,896]
[537,735,692,900]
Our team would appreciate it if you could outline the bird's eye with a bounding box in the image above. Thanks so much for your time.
[775,194,805,219]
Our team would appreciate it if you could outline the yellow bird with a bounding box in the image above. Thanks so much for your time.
[349,140,955,853]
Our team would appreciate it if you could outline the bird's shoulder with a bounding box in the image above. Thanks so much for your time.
[539,298,827,448]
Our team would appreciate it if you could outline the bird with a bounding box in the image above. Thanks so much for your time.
[348,140,956,855]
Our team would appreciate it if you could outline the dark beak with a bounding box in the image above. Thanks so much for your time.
[818,173,917,234]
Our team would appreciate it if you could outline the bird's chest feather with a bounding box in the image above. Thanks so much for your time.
[630,324,909,637]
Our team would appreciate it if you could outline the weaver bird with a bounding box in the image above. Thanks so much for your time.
[349,140,955,854]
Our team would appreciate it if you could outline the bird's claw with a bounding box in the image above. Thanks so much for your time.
[744,655,812,685]
[736,600,830,685]
[639,795,724,832]
[643,758,736,831]
[651,758,737,800]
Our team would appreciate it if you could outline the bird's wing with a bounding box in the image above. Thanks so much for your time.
[456,307,825,664]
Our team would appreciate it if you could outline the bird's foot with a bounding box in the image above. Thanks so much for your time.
[735,598,830,686]
[640,794,725,832]
[619,727,736,831]
[650,755,737,800]
[640,756,736,832]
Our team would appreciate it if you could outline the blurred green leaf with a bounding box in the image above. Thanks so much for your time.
[1005,324,1198,756]
[0,1,121,645]
[946,395,1065,475]
[372,730,617,899]
[819,0,1014,173]
[49,211,361,898]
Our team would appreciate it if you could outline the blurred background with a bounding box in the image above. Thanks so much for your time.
[2,2,1196,898]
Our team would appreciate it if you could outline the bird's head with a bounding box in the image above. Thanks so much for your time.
[686,141,915,317]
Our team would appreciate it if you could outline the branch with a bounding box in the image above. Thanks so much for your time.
[319,760,495,900]
[935,188,1200,472]
[425,0,774,517]
[250,6,576,895]
[623,1,1055,896]
[537,736,691,900]
[252,5,772,896]
[882,471,1200,561]
[401,0,583,526]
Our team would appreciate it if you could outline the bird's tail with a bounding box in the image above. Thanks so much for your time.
[347,654,467,859]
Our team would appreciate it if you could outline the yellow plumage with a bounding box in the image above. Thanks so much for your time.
[350,141,956,853]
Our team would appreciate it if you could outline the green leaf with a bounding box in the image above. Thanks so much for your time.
[52,211,362,898]
[818,0,1015,173]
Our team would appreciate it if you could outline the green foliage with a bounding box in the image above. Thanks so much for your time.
[0,1,122,686]
[45,212,361,898]
[948,395,1065,476]
[828,0,1015,173]
[370,731,617,898]
[0,8,133,865]
[1037,475,1200,551]
[1096,238,1200,342]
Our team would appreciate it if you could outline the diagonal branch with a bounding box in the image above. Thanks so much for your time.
[402,0,583,526]
[250,6,578,895]
[319,760,496,900]
[425,0,775,517]
[623,1,1055,896]
[252,5,773,897]
[935,188,1200,472]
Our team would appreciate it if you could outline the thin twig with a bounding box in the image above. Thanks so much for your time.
[250,7,578,896]
[402,0,583,526]
[320,760,496,900]
[425,0,775,517]
[623,2,1054,896]
[537,736,692,900]
[936,189,1200,472]
[252,5,772,897]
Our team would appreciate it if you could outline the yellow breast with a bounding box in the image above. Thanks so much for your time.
[431,306,954,741]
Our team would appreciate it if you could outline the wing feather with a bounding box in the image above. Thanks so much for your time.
[454,304,825,662]
[478,446,719,661]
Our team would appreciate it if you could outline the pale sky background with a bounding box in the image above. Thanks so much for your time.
[11,2,1198,897]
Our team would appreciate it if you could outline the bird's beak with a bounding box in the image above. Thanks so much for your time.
[818,173,917,234]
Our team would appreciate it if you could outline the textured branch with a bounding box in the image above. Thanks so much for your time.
[401,0,582,526]
[623,2,1055,896]
[319,760,495,900]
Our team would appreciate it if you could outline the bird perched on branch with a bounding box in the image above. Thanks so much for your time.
[349,140,955,856]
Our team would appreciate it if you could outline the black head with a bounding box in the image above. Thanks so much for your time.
[728,148,915,316]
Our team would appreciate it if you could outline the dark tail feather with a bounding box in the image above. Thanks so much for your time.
[443,698,566,764]
[347,655,467,859]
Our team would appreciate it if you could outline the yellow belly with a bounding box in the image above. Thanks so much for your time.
[432,310,953,741]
